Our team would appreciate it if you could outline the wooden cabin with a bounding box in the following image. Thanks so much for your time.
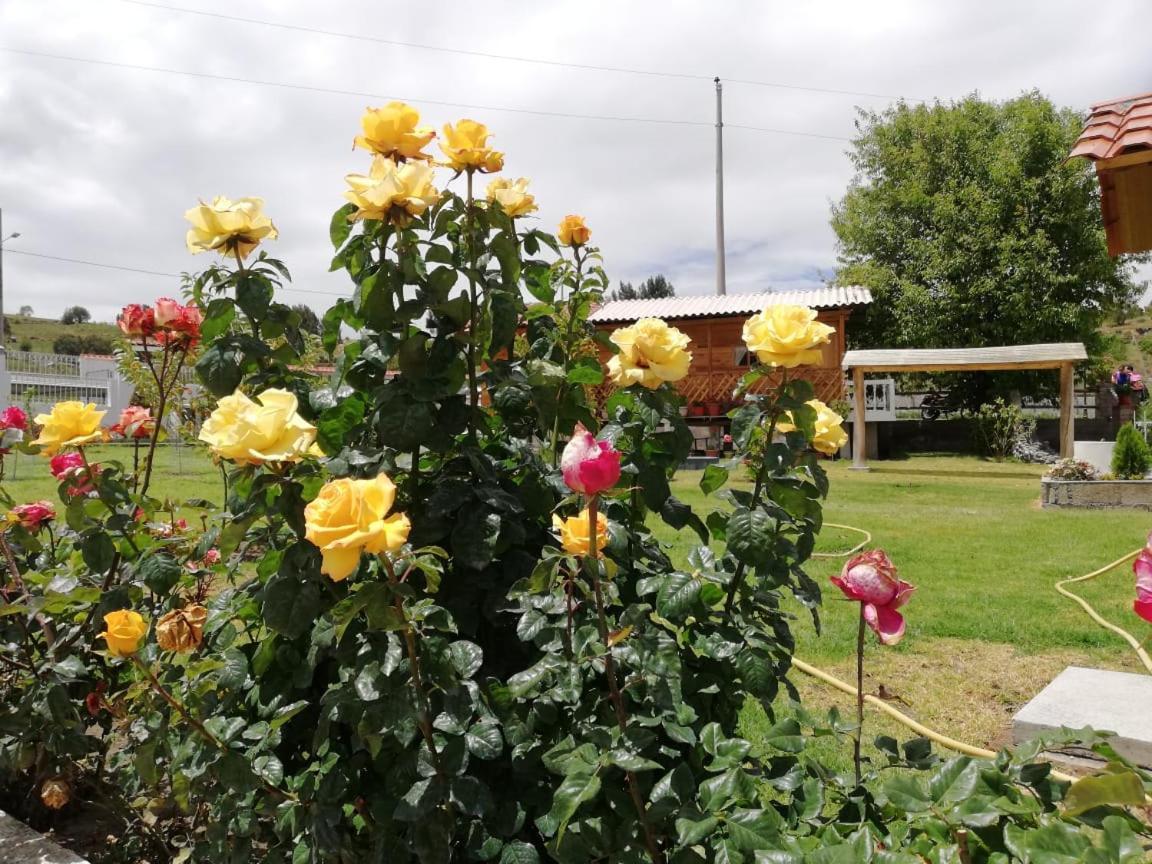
[588,287,873,451]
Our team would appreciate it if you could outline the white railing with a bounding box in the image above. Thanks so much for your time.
[845,378,897,422]
[0,350,134,417]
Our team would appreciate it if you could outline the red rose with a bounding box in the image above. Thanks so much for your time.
[117,304,156,338]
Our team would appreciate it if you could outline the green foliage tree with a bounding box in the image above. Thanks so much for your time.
[610,274,675,301]
[833,92,1146,400]
[52,333,114,355]
[1112,423,1150,478]
[291,302,322,336]
[60,305,91,325]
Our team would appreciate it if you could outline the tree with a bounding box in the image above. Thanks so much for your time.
[53,334,113,355]
[833,92,1146,398]
[291,303,322,336]
[61,305,92,325]
[18,305,33,317]
[610,274,676,301]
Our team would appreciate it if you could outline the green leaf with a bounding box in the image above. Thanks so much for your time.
[465,721,503,760]
[726,808,782,851]
[656,572,701,619]
[499,842,540,864]
[236,276,274,321]
[452,509,501,571]
[567,358,604,385]
[448,640,483,678]
[675,811,719,846]
[726,507,777,567]
[699,464,729,495]
[137,553,181,595]
[1004,821,1091,863]
[330,202,357,248]
[1062,768,1146,817]
[262,574,323,638]
[543,768,601,843]
[81,531,116,573]
[759,718,804,754]
[196,342,244,397]
[883,774,932,813]
[927,757,981,805]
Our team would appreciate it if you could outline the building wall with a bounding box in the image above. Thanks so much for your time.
[593,308,850,407]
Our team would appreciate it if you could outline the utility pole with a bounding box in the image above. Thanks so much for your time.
[714,77,727,296]
[0,209,6,346]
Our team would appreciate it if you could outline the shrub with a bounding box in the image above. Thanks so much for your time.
[1,104,1148,864]
[1045,458,1097,480]
[60,305,92,325]
[1112,423,1151,478]
[52,334,114,355]
[974,398,1024,460]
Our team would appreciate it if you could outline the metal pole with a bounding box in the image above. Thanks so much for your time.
[0,208,5,346]
[714,77,727,296]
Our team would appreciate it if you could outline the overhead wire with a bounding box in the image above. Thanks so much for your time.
[3,248,345,297]
[116,0,905,101]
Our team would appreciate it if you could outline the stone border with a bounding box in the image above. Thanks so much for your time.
[1041,478,1152,510]
[0,810,90,864]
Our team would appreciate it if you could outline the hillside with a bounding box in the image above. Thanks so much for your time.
[4,315,122,354]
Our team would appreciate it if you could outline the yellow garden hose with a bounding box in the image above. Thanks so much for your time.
[811,523,871,559]
[1053,548,1152,675]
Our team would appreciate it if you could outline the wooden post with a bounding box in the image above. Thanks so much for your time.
[1059,362,1074,459]
[852,367,868,470]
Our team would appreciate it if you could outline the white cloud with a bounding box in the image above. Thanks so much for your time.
[0,0,1147,323]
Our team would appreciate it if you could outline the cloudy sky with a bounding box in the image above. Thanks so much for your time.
[0,0,1147,324]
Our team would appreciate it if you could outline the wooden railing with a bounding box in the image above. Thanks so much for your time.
[594,367,845,411]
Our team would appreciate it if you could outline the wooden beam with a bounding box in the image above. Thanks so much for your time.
[1059,362,1074,459]
[847,361,1069,373]
[852,367,868,470]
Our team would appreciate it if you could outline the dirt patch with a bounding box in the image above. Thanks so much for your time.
[792,638,1142,751]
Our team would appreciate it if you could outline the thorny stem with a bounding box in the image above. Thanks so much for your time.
[465,170,480,444]
[585,498,664,864]
[549,248,585,467]
[132,656,297,802]
[0,533,49,677]
[383,556,442,774]
[140,342,189,500]
[854,603,866,787]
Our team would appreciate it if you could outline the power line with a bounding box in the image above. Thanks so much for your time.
[4,248,346,297]
[2,46,858,141]
[118,0,903,101]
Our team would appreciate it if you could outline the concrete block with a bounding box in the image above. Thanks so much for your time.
[1013,666,1152,766]
[0,809,89,864]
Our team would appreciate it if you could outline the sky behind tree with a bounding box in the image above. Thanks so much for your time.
[0,0,1148,322]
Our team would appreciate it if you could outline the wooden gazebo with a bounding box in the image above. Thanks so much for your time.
[842,343,1088,469]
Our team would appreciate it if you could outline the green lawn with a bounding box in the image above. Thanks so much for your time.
[660,457,1152,760]
[1,444,223,509]
[5,447,1144,763]
[4,315,121,353]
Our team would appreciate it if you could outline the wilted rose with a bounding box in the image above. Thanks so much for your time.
[156,604,208,653]
[832,549,914,645]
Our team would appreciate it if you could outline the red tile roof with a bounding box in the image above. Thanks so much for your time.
[588,286,872,324]
[1070,91,1152,161]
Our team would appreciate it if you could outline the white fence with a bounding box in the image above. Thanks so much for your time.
[0,350,134,417]
[845,378,897,422]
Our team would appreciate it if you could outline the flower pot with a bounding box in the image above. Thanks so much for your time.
[705,401,722,417]
[688,404,706,417]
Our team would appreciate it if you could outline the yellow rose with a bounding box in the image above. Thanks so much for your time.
[777,399,849,455]
[100,609,147,657]
[552,508,608,557]
[32,401,105,456]
[741,304,834,368]
[155,604,208,653]
[439,119,504,173]
[557,214,591,247]
[185,196,278,260]
[353,102,435,161]
[607,318,693,389]
[198,388,317,465]
[304,474,411,581]
[344,156,440,225]
[486,177,537,218]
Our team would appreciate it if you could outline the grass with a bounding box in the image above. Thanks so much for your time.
[4,315,121,353]
[1,444,222,509]
[657,456,1152,767]
[5,447,1143,771]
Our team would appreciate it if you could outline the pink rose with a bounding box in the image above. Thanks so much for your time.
[118,406,154,440]
[832,549,914,645]
[203,548,220,565]
[49,452,85,479]
[560,423,621,496]
[50,452,96,497]
[0,406,28,431]
[153,297,182,327]
[117,304,156,337]
[10,501,55,531]
[1133,546,1152,623]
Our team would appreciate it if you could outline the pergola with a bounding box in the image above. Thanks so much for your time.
[841,343,1088,469]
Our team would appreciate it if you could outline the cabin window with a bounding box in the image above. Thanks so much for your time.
[733,347,758,368]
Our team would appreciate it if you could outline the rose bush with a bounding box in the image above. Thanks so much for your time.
[0,100,1149,864]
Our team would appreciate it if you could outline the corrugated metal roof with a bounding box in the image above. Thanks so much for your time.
[1070,92,1152,161]
[842,343,1087,371]
[587,286,872,323]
